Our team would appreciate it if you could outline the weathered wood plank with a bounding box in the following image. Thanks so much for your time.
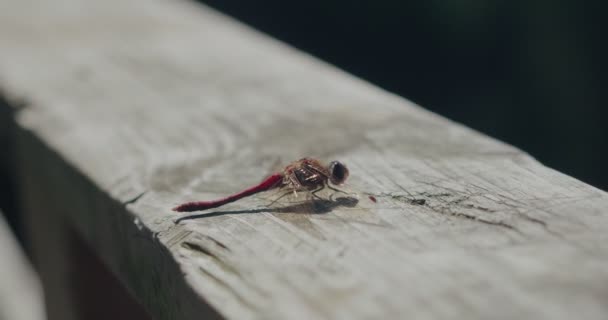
[1,0,607,319]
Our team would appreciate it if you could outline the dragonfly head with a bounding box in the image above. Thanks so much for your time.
[328,161,349,185]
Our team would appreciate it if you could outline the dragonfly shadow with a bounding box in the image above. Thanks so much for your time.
[175,196,359,224]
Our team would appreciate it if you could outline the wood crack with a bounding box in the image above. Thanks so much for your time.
[370,191,517,231]
[122,190,147,205]
[180,238,240,277]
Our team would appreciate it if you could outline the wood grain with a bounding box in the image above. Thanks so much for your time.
[1,0,607,319]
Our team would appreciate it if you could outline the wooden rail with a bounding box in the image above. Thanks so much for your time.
[1,0,608,319]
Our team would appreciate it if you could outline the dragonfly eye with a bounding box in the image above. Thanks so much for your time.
[329,161,349,185]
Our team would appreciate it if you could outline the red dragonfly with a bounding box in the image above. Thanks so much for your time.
[173,158,350,212]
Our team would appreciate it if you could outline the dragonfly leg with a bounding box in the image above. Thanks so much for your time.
[267,190,293,207]
[327,184,351,195]
[286,171,302,199]
[311,185,325,200]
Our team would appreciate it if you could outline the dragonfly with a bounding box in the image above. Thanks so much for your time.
[173,158,351,212]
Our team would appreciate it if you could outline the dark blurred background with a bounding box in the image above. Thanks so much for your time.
[198,0,608,191]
